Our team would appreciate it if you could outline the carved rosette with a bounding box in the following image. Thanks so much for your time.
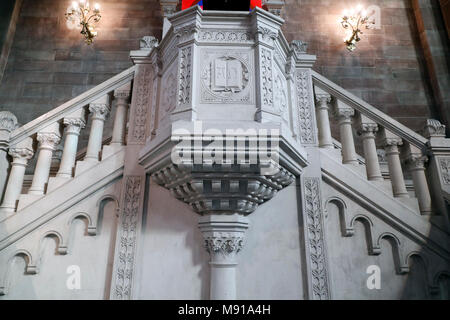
[37,132,61,151]
[89,103,111,121]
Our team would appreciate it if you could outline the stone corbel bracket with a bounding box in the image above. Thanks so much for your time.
[140,121,307,215]
[152,162,295,215]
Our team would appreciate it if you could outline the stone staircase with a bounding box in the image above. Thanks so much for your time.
[0,6,448,299]
[0,67,135,295]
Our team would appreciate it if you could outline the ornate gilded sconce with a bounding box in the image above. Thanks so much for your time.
[340,4,375,52]
[65,0,102,45]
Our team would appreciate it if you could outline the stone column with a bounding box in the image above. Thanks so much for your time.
[359,116,383,181]
[314,87,333,149]
[57,113,86,178]
[111,84,131,146]
[29,124,61,195]
[0,111,17,202]
[198,214,249,300]
[405,145,432,215]
[382,130,408,198]
[85,96,111,161]
[334,101,358,165]
[0,137,34,214]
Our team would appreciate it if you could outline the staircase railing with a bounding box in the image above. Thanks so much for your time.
[311,70,433,216]
[0,66,136,217]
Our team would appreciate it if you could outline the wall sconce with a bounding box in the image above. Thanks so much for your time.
[65,0,101,45]
[340,4,375,51]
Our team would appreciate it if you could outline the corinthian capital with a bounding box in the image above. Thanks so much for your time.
[198,214,249,262]
[37,132,61,150]
[89,103,111,121]
[9,137,34,161]
[0,111,18,133]
[64,118,86,135]
[204,234,245,256]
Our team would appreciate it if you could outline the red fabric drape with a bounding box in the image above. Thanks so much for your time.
[182,0,262,11]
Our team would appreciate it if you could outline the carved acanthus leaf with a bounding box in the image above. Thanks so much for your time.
[140,36,159,50]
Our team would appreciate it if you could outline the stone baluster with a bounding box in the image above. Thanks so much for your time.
[199,214,249,300]
[111,83,131,146]
[381,130,409,198]
[57,110,86,178]
[0,138,34,214]
[85,95,111,161]
[28,123,61,195]
[405,144,432,215]
[334,100,358,165]
[358,115,383,181]
[314,86,333,149]
[0,111,18,201]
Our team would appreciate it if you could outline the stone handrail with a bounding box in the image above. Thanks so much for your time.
[0,66,135,216]
[311,70,434,216]
[9,66,136,146]
[311,70,428,150]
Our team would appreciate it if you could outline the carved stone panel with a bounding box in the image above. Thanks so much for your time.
[178,46,193,107]
[200,49,254,104]
[273,64,288,122]
[114,176,142,300]
[439,157,450,185]
[296,69,317,145]
[304,177,330,300]
[160,61,178,122]
[198,29,254,43]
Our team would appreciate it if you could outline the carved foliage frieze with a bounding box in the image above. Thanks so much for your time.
[200,49,254,104]
[260,48,274,108]
[160,61,178,121]
[273,64,288,121]
[198,29,254,43]
[296,70,317,144]
[304,177,330,300]
[114,176,142,300]
[132,65,152,143]
[178,47,192,106]
[439,157,450,185]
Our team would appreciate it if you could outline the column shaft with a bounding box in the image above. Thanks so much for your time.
[57,119,84,178]
[85,102,110,161]
[385,143,409,198]
[361,124,383,181]
[29,133,60,195]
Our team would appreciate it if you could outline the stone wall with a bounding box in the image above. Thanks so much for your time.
[0,0,446,132]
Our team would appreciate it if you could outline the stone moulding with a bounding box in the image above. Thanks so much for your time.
[152,163,295,215]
